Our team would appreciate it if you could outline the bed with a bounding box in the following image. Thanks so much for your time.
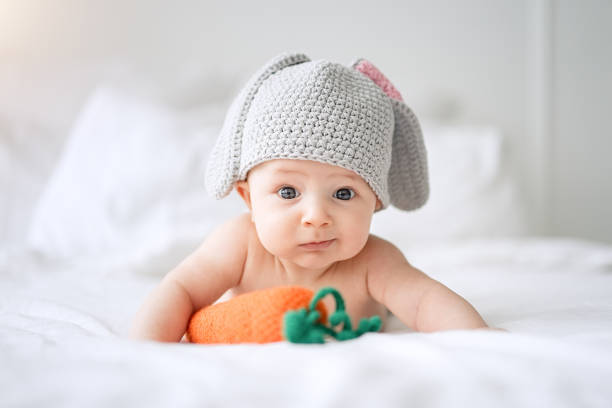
[2,85,612,407]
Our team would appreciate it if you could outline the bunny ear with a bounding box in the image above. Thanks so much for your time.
[205,52,311,199]
[387,99,429,210]
[351,58,404,102]
[351,58,429,211]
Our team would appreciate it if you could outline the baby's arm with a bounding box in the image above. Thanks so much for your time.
[129,213,250,342]
[365,236,488,332]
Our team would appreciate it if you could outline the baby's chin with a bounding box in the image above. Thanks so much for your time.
[289,249,358,270]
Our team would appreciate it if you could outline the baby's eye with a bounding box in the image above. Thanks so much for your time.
[334,188,355,200]
[278,186,300,200]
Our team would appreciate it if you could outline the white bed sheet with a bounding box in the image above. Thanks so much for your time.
[2,237,612,407]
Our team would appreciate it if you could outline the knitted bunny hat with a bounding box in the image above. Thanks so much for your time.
[205,52,428,211]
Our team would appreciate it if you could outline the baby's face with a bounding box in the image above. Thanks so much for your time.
[235,159,381,272]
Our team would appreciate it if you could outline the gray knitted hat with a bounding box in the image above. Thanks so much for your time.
[205,52,428,211]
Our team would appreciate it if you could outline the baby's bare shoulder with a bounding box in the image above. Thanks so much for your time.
[361,234,434,306]
[360,234,410,270]
[202,211,252,260]
[164,212,252,309]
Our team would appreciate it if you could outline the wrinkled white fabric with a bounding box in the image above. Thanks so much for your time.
[2,238,612,407]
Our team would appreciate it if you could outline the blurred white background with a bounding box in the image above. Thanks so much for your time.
[1,0,611,253]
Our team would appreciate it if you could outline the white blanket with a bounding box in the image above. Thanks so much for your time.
[2,237,612,407]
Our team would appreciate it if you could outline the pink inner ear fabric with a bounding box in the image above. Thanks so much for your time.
[353,59,404,102]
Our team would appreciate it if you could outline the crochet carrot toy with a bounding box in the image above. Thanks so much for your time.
[186,286,382,344]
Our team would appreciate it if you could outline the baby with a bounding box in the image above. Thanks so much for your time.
[130,52,489,342]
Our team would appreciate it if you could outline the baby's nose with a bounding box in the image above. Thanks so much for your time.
[301,197,331,228]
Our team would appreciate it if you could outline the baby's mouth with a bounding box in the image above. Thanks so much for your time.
[299,239,335,250]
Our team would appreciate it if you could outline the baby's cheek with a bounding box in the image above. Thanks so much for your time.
[341,220,371,255]
[255,217,294,255]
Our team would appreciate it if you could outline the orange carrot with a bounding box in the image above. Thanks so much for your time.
[186,286,328,344]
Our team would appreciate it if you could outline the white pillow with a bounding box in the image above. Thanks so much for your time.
[370,124,528,247]
[27,87,245,271]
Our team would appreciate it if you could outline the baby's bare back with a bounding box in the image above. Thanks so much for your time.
[219,214,388,329]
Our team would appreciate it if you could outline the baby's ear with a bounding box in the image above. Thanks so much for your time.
[234,181,252,210]
[375,199,382,211]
